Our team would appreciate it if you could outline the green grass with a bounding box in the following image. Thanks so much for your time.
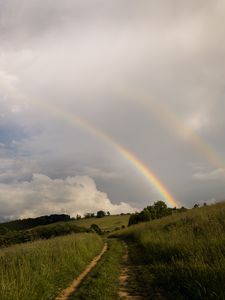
[72,215,130,232]
[111,202,225,299]
[71,239,124,300]
[0,222,89,248]
[0,233,103,300]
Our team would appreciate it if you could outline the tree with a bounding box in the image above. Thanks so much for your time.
[107,211,110,216]
[153,201,168,218]
[84,213,95,219]
[96,210,106,218]
[139,208,151,222]
[193,204,200,208]
[128,201,174,227]
[128,213,139,226]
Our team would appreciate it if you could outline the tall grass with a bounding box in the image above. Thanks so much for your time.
[111,202,225,299]
[0,233,103,300]
[72,239,124,300]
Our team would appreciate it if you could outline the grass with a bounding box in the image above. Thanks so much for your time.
[72,215,130,232]
[0,222,89,248]
[0,233,103,300]
[71,239,124,300]
[111,202,225,299]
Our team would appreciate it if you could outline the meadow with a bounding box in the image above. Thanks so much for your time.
[73,214,130,232]
[111,202,225,299]
[0,222,89,248]
[0,233,103,300]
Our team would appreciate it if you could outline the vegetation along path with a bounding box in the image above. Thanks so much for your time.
[55,243,108,300]
[67,238,147,300]
[118,241,146,300]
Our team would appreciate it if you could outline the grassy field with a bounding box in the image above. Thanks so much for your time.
[73,215,130,232]
[0,233,103,300]
[0,222,89,248]
[72,239,124,300]
[111,202,225,299]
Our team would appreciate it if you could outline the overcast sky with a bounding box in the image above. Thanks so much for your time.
[0,0,225,220]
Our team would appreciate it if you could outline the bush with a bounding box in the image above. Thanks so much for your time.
[96,211,106,218]
[90,224,102,235]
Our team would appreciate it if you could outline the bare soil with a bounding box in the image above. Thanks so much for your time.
[118,242,145,300]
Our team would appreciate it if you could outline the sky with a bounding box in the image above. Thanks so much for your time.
[0,0,225,220]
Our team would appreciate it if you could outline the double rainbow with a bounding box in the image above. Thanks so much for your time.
[42,105,179,208]
[118,84,225,170]
[4,83,179,207]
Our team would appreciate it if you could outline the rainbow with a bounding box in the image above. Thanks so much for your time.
[118,85,225,170]
[16,96,178,207]
[47,107,179,208]
[5,85,179,207]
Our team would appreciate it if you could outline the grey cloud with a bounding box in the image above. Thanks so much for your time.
[0,0,225,218]
[193,168,225,181]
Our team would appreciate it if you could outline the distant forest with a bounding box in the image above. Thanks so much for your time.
[0,214,71,232]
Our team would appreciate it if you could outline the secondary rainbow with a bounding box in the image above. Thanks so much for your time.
[118,84,225,170]
[50,108,179,208]
[16,95,178,207]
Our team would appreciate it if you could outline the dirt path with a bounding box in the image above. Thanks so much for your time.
[55,243,108,300]
[118,242,145,300]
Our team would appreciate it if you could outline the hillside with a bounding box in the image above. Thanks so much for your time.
[111,201,225,299]
[0,233,103,300]
[0,221,89,248]
[0,214,71,231]
[0,214,129,248]
[72,214,130,232]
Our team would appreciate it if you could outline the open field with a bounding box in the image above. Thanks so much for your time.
[72,215,130,232]
[0,233,103,300]
[2,203,225,299]
[111,202,225,299]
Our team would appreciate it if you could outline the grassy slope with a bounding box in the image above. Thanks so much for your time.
[0,233,103,300]
[111,202,225,299]
[0,222,89,248]
[72,239,124,300]
[72,215,130,232]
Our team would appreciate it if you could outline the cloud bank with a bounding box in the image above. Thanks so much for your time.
[0,0,225,218]
[0,174,136,219]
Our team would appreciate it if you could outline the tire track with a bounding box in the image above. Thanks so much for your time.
[118,242,145,300]
[55,243,108,300]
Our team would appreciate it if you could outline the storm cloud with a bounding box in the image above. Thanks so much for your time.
[0,0,225,219]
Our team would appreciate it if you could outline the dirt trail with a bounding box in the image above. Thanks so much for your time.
[118,242,145,300]
[55,243,108,300]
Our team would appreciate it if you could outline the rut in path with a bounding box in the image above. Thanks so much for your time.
[118,242,146,300]
[55,243,108,300]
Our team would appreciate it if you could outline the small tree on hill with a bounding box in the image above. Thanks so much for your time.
[96,210,106,218]
[76,214,82,220]
[84,213,95,219]
[193,204,200,208]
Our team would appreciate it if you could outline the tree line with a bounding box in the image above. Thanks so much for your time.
[128,201,187,226]
[0,214,71,232]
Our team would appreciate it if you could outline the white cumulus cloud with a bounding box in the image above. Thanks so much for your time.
[0,174,137,219]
